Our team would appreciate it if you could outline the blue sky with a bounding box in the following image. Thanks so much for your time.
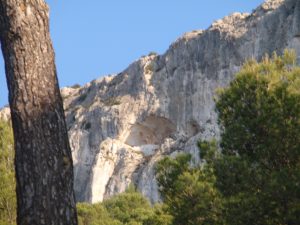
[0,0,264,107]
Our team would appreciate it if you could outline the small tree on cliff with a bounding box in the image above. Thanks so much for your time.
[0,1,78,224]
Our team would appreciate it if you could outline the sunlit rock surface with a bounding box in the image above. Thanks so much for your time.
[1,0,300,203]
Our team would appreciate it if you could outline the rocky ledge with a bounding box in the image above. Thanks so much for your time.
[1,0,300,203]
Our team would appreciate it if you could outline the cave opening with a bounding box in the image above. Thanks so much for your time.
[125,116,176,147]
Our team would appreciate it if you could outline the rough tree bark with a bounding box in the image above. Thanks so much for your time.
[0,1,78,225]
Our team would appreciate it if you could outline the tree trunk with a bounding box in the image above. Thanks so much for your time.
[0,1,78,225]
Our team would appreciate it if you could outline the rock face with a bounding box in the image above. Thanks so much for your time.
[1,0,300,203]
[0,107,10,121]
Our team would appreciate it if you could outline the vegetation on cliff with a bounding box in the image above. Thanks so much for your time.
[155,50,300,225]
[1,51,300,224]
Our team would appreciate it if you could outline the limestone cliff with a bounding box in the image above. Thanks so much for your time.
[1,0,300,203]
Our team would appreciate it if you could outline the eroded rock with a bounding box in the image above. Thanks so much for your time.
[1,0,299,204]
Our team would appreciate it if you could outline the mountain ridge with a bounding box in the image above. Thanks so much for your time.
[1,0,300,204]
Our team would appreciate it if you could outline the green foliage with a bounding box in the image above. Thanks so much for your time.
[143,204,173,225]
[0,120,16,225]
[198,140,219,164]
[2,51,300,225]
[103,186,153,224]
[0,121,170,225]
[171,170,222,225]
[156,153,223,225]
[71,84,81,89]
[77,202,121,225]
[77,186,172,225]
[216,50,300,170]
[148,51,158,57]
[213,50,300,225]
[156,153,191,200]
[155,50,300,225]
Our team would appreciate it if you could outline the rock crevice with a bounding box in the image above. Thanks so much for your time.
[1,0,299,203]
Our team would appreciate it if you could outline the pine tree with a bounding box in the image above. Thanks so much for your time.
[0,1,78,224]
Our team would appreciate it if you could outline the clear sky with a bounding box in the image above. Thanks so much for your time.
[0,0,264,107]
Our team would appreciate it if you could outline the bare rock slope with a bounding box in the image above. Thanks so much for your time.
[1,0,300,203]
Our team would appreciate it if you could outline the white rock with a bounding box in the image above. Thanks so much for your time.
[1,0,299,204]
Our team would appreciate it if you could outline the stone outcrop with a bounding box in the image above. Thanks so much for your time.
[1,0,300,203]
[0,106,10,121]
